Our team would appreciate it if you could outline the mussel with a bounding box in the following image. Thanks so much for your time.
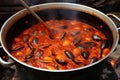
[58,25,68,29]
[12,46,24,52]
[81,51,89,59]
[56,59,68,65]
[90,57,98,64]
[77,42,97,49]
[64,50,75,60]
[59,32,66,40]
[32,37,39,44]
[92,34,102,41]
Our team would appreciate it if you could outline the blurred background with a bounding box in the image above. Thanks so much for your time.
[0,0,120,24]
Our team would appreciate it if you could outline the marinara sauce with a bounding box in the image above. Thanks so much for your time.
[11,20,110,70]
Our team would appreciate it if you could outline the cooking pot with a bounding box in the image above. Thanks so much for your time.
[0,2,120,74]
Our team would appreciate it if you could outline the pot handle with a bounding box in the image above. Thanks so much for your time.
[107,13,120,78]
[0,46,14,67]
[107,13,120,31]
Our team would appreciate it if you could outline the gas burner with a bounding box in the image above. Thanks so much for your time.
[109,45,120,80]
[99,60,118,80]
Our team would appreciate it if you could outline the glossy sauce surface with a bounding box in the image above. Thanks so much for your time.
[11,20,110,70]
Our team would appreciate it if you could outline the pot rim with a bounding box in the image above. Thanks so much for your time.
[0,2,119,72]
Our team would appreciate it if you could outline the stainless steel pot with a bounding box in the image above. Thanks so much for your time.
[0,2,120,73]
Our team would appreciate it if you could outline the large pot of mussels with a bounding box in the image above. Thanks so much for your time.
[0,2,120,79]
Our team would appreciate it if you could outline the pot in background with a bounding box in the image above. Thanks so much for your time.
[0,2,120,80]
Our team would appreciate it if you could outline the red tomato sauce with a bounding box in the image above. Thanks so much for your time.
[11,20,110,70]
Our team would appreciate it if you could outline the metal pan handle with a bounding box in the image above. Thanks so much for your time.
[107,13,120,78]
[107,13,120,31]
[0,45,14,67]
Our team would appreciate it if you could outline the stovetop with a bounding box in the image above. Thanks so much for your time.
[0,0,120,80]
[0,58,119,80]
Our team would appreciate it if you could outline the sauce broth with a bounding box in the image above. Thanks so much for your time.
[11,20,110,70]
